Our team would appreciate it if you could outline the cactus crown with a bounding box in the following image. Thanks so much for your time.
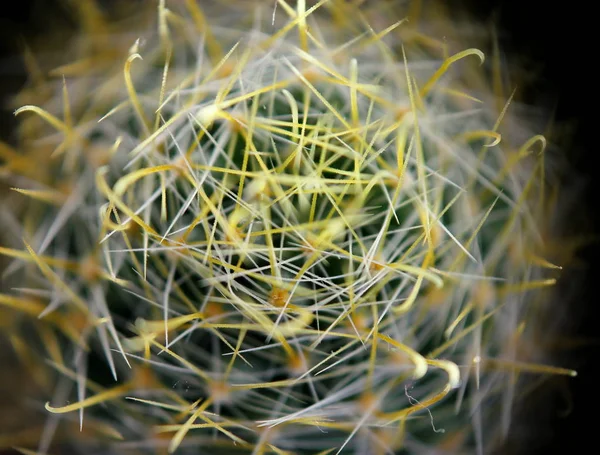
[0,1,574,454]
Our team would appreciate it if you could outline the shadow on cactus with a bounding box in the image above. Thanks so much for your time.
[0,0,576,454]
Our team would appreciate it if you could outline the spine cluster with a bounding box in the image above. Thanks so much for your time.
[0,1,574,454]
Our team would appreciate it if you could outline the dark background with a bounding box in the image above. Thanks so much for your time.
[0,1,596,454]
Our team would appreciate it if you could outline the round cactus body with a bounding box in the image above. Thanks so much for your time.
[0,1,575,454]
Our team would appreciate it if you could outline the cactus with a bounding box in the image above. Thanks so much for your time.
[0,1,575,454]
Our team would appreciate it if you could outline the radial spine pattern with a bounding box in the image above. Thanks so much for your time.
[0,1,574,454]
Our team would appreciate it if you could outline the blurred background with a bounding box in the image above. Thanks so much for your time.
[0,1,596,454]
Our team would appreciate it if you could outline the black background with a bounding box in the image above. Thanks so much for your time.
[0,1,596,454]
